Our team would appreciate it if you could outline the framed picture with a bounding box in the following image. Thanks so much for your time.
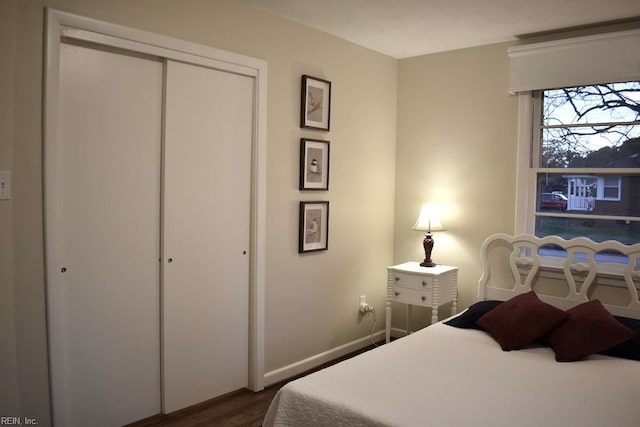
[299,201,329,253]
[301,75,331,131]
[300,138,330,191]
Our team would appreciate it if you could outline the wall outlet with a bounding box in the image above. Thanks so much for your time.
[359,295,370,313]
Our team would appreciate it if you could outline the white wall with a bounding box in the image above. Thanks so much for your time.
[3,0,397,423]
[394,42,519,331]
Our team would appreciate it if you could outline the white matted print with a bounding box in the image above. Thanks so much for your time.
[300,138,330,191]
[299,201,329,253]
[301,75,331,131]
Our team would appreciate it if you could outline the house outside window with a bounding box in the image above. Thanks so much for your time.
[526,81,640,245]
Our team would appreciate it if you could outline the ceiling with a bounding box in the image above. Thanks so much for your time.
[241,0,640,58]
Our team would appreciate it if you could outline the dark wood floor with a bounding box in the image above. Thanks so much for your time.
[127,343,379,427]
[127,383,282,427]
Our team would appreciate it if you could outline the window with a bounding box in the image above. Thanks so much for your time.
[524,81,640,245]
[601,176,621,201]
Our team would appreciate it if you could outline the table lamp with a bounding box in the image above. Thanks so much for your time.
[413,204,445,267]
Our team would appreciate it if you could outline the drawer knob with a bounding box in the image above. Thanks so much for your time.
[421,295,426,301]
[394,291,400,296]
[395,276,400,282]
[422,280,427,286]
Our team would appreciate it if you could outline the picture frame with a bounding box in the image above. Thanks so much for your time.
[299,201,329,253]
[300,138,330,191]
[301,75,331,131]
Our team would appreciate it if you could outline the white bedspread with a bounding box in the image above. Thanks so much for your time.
[263,322,640,427]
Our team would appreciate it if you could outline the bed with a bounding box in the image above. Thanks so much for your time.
[263,233,640,427]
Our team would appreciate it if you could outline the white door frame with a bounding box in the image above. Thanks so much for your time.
[43,7,267,399]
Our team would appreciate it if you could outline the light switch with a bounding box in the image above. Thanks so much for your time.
[0,171,11,200]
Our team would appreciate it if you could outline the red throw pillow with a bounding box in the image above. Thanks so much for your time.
[546,300,636,362]
[476,291,567,351]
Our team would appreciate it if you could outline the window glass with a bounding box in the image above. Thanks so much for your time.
[533,82,640,244]
[541,126,640,168]
[535,216,640,245]
[543,83,640,126]
[540,82,640,169]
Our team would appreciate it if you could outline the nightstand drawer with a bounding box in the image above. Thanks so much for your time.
[391,286,431,306]
[392,272,432,290]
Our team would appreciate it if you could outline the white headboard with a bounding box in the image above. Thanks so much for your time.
[478,233,640,320]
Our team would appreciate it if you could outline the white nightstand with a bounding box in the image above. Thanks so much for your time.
[386,262,458,343]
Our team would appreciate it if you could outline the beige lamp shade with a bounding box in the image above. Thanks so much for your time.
[413,204,445,233]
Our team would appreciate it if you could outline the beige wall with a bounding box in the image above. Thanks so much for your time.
[3,0,397,423]
[0,0,19,417]
[3,0,523,422]
[394,42,519,330]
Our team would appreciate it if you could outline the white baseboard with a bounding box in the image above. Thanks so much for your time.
[264,330,385,387]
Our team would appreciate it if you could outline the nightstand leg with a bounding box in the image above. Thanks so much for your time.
[451,276,458,316]
[406,305,412,336]
[385,299,392,343]
[451,285,458,316]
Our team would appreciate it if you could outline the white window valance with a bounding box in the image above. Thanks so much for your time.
[508,29,640,93]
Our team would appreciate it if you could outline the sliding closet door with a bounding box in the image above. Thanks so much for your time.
[48,42,163,426]
[162,60,253,412]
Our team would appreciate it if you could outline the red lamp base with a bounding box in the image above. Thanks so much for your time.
[420,232,436,267]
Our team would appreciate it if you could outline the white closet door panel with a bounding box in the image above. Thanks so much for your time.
[50,42,163,426]
[163,60,252,412]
